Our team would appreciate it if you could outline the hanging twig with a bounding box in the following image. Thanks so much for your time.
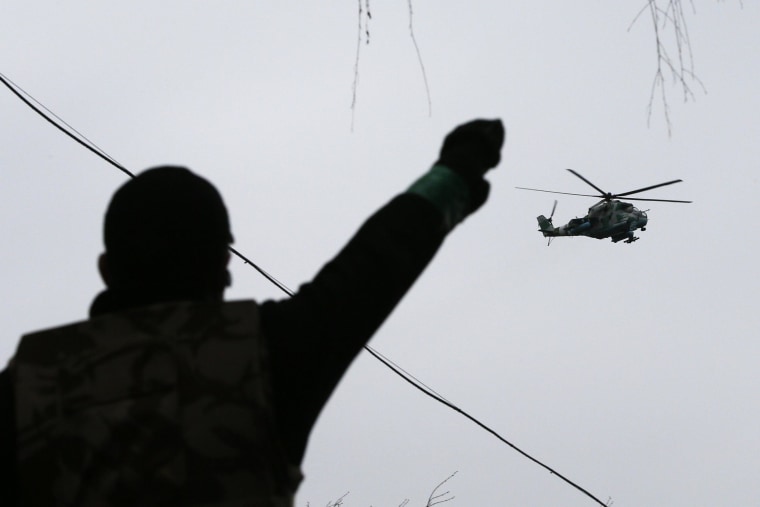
[407,0,432,117]
[629,0,706,135]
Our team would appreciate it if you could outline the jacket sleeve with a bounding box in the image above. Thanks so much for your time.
[0,367,18,505]
[261,192,449,465]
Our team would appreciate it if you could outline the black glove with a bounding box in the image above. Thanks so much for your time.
[435,119,505,213]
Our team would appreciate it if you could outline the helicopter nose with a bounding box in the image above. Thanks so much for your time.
[639,214,648,227]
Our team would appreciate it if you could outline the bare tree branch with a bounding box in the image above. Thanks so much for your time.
[312,472,456,506]
[350,0,371,132]
[631,0,707,135]
[408,0,432,117]
[326,492,349,507]
[350,0,431,129]
[426,471,457,507]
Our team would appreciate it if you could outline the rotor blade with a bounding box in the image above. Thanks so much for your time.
[615,179,683,197]
[550,200,557,219]
[516,187,600,198]
[620,196,692,203]
[566,169,607,196]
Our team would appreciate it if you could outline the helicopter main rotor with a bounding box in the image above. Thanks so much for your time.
[516,169,692,204]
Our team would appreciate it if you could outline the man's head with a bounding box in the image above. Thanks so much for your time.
[99,166,233,300]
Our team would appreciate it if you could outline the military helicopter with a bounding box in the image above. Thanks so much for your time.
[517,169,691,244]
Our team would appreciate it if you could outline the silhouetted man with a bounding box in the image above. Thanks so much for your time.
[0,118,505,506]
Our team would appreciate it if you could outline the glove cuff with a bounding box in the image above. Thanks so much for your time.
[406,164,471,231]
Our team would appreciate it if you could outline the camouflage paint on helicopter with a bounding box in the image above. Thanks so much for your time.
[518,169,691,244]
[537,199,650,243]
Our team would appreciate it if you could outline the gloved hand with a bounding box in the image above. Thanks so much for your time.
[407,118,505,230]
[435,118,505,214]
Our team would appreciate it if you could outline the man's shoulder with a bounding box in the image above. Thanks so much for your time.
[26,299,259,333]
[17,300,260,364]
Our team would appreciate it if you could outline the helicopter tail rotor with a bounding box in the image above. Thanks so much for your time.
[549,200,557,223]
[536,202,560,246]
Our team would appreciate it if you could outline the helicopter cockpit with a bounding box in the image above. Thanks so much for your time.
[621,203,646,218]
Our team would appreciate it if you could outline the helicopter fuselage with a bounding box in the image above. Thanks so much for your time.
[521,169,690,245]
[538,200,648,243]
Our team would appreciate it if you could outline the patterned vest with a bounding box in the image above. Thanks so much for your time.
[12,300,302,507]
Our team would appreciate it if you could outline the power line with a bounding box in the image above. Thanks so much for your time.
[1,72,610,507]
[0,72,133,178]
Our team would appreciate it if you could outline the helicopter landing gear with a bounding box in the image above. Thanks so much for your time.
[624,236,639,244]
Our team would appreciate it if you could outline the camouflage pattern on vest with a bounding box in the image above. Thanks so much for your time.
[11,300,302,507]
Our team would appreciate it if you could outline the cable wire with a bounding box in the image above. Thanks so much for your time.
[0,72,133,178]
[1,72,610,507]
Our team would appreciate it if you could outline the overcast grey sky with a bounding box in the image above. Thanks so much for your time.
[2,2,759,505]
